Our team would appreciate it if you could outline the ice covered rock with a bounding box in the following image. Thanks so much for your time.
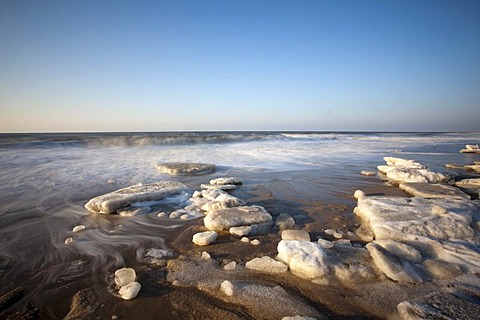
[276,213,295,230]
[204,205,272,231]
[281,230,310,241]
[192,231,218,246]
[399,182,469,200]
[114,268,136,287]
[118,282,141,300]
[210,177,243,185]
[355,196,477,241]
[201,184,237,191]
[245,256,288,274]
[155,162,216,175]
[84,181,188,214]
[366,242,425,283]
[277,240,328,280]
[220,280,235,296]
[72,225,85,233]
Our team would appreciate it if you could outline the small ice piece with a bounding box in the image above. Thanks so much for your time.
[360,171,376,176]
[276,213,295,230]
[65,237,73,245]
[203,205,272,231]
[157,212,167,218]
[324,229,336,236]
[72,225,85,233]
[115,268,137,287]
[118,281,141,300]
[317,238,334,249]
[240,237,250,243]
[333,232,343,239]
[281,230,310,241]
[169,209,187,219]
[224,261,236,270]
[192,190,202,198]
[251,239,261,245]
[210,177,243,185]
[354,190,366,199]
[180,214,189,220]
[201,251,211,259]
[220,280,235,296]
[229,226,252,237]
[245,256,288,274]
[277,240,328,280]
[192,231,218,246]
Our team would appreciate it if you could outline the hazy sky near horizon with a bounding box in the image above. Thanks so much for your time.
[1,0,479,132]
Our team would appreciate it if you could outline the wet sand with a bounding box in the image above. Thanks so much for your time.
[1,165,478,319]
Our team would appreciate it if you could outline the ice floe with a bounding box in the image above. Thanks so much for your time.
[377,157,450,184]
[84,181,188,214]
[204,205,272,231]
[155,162,216,175]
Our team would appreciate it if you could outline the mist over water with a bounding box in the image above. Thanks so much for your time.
[1,131,479,306]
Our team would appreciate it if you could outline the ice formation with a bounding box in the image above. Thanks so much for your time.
[155,162,216,175]
[84,181,188,214]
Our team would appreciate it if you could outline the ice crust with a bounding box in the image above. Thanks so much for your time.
[277,240,328,280]
[84,181,188,214]
[204,205,272,231]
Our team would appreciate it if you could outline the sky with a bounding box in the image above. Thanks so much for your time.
[1,0,479,132]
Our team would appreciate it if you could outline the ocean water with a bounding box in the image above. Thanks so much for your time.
[0,131,479,316]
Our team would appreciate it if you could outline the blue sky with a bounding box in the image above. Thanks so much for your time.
[1,0,479,132]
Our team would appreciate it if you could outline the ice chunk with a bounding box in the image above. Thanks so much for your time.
[281,230,310,241]
[65,237,73,245]
[354,190,366,199]
[360,170,376,176]
[245,256,288,274]
[277,240,328,280]
[155,162,215,175]
[201,184,237,191]
[118,282,141,300]
[84,181,188,214]
[72,225,85,233]
[276,213,295,230]
[210,177,243,185]
[374,240,422,263]
[192,231,218,246]
[201,194,246,211]
[229,226,252,237]
[114,268,136,287]
[201,251,211,259]
[240,237,250,243]
[366,243,424,283]
[204,205,272,231]
[223,261,236,270]
[355,196,476,241]
[220,280,235,296]
[201,189,227,200]
[317,238,334,249]
[399,182,469,200]
[251,239,261,245]
[378,157,449,184]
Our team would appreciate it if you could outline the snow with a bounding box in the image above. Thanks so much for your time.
[84,181,188,214]
[277,240,328,280]
[204,205,272,231]
[192,231,218,246]
[281,230,310,241]
[245,256,288,274]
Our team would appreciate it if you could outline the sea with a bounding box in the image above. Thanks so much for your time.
[1,131,479,317]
